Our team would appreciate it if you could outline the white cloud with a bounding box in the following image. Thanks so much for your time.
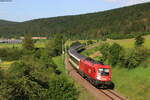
[124,0,150,6]
[104,0,118,2]
[103,0,150,5]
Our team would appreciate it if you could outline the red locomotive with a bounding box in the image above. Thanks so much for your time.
[68,45,114,89]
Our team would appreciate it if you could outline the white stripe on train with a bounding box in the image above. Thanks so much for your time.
[68,50,80,61]
[69,59,79,69]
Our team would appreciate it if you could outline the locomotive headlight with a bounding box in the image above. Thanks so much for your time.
[96,75,101,80]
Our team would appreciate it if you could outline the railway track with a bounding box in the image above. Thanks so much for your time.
[99,89,127,100]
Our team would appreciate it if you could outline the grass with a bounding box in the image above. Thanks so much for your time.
[0,43,21,48]
[112,66,150,100]
[106,34,150,48]
[0,40,48,49]
[35,40,48,48]
[0,61,14,69]
[52,55,66,74]
[75,84,97,100]
[81,47,100,57]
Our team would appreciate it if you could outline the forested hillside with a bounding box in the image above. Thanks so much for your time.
[0,20,19,27]
[0,2,150,39]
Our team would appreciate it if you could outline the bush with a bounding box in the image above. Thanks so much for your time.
[48,77,78,100]
[46,34,64,57]
[99,42,150,69]
[122,48,150,69]
[87,40,93,45]
[99,43,110,61]
[0,48,23,61]
[108,43,124,66]
[135,35,144,47]
[0,54,78,100]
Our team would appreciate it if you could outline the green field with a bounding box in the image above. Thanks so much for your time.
[106,35,150,48]
[0,40,47,48]
[0,43,21,48]
[112,67,150,100]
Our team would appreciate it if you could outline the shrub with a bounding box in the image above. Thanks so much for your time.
[0,54,78,100]
[87,40,93,45]
[135,35,144,47]
[108,43,124,66]
[0,48,23,61]
[48,77,79,100]
[45,34,64,57]
[121,47,150,69]
[99,43,110,61]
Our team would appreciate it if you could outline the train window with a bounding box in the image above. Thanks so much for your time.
[98,68,109,76]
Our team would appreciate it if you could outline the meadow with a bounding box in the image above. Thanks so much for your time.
[112,66,150,100]
[106,34,150,48]
[0,40,47,48]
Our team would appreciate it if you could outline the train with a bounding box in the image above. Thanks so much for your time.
[68,44,114,89]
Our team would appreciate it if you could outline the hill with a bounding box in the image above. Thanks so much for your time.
[0,20,19,26]
[0,2,150,38]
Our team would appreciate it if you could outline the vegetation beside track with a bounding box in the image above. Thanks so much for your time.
[0,35,96,100]
[0,35,79,100]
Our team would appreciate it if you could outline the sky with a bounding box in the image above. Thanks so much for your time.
[0,0,150,22]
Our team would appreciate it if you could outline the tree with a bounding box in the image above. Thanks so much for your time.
[108,43,124,66]
[122,47,150,69]
[135,35,144,47]
[99,43,110,61]
[22,34,34,50]
[45,34,64,57]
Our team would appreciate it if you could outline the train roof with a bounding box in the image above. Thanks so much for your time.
[84,57,104,65]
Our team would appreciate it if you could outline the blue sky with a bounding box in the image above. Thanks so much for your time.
[0,0,150,22]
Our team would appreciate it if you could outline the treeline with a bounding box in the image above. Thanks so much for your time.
[99,35,150,69]
[0,35,78,100]
[0,2,150,39]
[0,20,18,27]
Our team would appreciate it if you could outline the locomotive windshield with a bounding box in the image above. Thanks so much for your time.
[98,68,109,76]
